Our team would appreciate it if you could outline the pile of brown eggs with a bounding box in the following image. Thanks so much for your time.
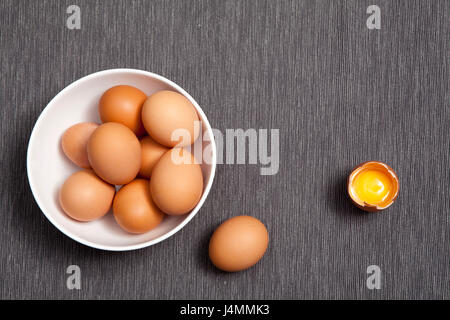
[59,85,204,234]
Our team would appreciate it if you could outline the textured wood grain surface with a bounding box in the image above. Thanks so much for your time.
[0,0,448,299]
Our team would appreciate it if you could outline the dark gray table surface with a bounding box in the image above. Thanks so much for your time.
[0,0,448,299]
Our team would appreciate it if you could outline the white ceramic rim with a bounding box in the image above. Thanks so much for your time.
[26,68,217,251]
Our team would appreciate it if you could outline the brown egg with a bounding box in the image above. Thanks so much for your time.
[139,136,169,179]
[99,85,147,136]
[87,122,141,185]
[150,148,203,215]
[141,90,200,147]
[59,169,115,221]
[209,216,269,272]
[113,179,165,234]
[61,122,99,168]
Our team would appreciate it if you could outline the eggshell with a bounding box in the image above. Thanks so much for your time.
[139,136,169,179]
[61,122,99,168]
[150,148,203,215]
[99,85,147,136]
[59,169,115,222]
[87,122,141,185]
[347,161,400,212]
[209,216,269,272]
[141,90,200,147]
[113,179,165,234]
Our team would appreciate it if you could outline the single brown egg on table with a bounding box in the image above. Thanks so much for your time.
[61,122,99,168]
[87,122,141,185]
[141,90,200,147]
[139,136,169,179]
[59,169,115,222]
[113,179,165,234]
[99,85,147,136]
[209,216,269,272]
[150,148,203,215]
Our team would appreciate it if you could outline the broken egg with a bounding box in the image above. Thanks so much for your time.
[347,161,399,212]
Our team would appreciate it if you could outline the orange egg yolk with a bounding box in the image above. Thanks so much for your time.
[352,169,393,205]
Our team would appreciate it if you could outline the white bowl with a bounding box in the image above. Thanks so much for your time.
[27,69,216,251]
